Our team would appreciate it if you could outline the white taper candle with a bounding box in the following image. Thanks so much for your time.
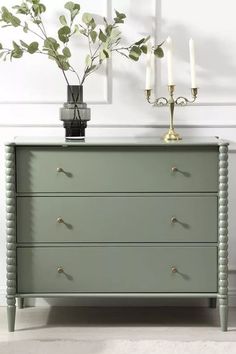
[166,36,174,85]
[145,41,152,90]
[189,38,197,88]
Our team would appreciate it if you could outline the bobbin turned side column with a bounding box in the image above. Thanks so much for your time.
[218,144,229,331]
[5,145,16,332]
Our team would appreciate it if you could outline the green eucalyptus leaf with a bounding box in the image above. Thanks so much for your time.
[59,15,67,26]
[33,19,41,25]
[32,4,39,15]
[39,3,46,13]
[130,46,141,56]
[0,43,2,50]
[62,46,71,58]
[58,25,71,43]
[134,38,145,46]
[90,30,97,43]
[0,52,5,58]
[105,24,112,36]
[129,46,141,61]
[11,51,23,59]
[82,12,93,25]
[85,54,92,67]
[44,37,60,51]
[64,1,75,11]
[10,14,21,27]
[141,45,147,54]
[87,64,96,73]
[12,41,20,51]
[56,55,70,70]
[28,41,39,54]
[20,40,28,48]
[46,48,56,60]
[110,28,121,39]
[23,22,29,33]
[114,17,124,24]
[115,10,126,20]
[13,3,30,15]
[71,8,80,20]
[11,42,23,59]
[89,18,96,30]
[129,52,139,61]
[98,29,106,43]
[103,49,110,58]
[99,50,106,61]
[154,46,164,58]
[1,7,11,23]
[72,24,80,35]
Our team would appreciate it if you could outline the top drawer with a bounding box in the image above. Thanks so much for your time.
[16,146,218,193]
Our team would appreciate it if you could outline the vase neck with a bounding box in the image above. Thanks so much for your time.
[67,85,83,104]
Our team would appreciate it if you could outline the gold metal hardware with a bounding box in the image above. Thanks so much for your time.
[57,167,63,173]
[171,166,178,172]
[171,266,177,273]
[57,266,64,273]
[57,217,64,224]
[171,217,177,224]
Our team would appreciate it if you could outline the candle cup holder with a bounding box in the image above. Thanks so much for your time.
[145,85,198,142]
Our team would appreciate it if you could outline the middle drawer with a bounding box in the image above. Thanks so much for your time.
[17,196,217,243]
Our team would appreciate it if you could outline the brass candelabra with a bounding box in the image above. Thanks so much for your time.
[145,85,198,142]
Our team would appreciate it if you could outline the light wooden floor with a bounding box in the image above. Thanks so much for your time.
[0,306,236,341]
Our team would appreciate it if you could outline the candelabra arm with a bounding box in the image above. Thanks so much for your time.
[145,90,168,106]
[175,88,198,106]
[154,97,169,106]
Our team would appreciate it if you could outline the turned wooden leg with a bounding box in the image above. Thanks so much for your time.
[7,297,16,332]
[219,297,228,331]
[17,298,24,309]
[209,298,217,308]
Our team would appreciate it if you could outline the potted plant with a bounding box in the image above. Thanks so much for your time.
[0,0,164,139]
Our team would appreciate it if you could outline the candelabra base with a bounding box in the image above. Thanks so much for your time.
[163,128,182,142]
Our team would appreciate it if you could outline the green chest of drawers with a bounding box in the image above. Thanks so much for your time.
[5,137,229,331]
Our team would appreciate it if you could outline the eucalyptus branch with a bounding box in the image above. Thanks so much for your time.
[69,65,81,84]
[19,23,44,40]
[0,1,164,88]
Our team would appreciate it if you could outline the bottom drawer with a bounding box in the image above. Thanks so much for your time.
[17,246,217,293]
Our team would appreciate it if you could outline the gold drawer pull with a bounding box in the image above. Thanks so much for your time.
[56,167,64,173]
[57,217,64,224]
[171,166,178,172]
[171,216,178,224]
[57,266,64,274]
[171,266,177,273]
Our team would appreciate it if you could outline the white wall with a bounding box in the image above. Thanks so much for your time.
[0,0,236,306]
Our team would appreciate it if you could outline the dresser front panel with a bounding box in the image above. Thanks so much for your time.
[17,246,217,293]
[17,196,218,243]
[16,147,218,193]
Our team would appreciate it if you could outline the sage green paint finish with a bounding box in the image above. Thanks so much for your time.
[17,196,218,243]
[17,246,217,293]
[16,147,218,193]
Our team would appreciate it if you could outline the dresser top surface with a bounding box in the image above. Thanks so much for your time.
[7,136,227,146]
